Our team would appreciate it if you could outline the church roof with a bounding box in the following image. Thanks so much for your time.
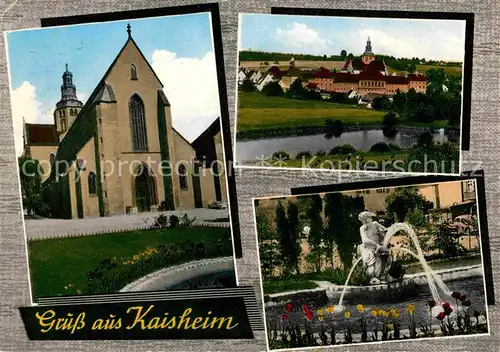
[94,82,117,103]
[333,72,359,83]
[25,123,58,145]
[314,67,333,78]
[408,74,427,81]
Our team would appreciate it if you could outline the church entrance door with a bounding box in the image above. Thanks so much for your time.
[135,167,152,213]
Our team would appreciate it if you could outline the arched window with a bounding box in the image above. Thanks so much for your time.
[178,164,188,190]
[131,64,138,80]
[129,94,148,151]
[88,171,97,195]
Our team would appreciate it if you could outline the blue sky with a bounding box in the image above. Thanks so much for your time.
[239,14,466,62]
[7,12,221,155]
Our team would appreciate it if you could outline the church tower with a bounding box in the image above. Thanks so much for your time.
[54,64,83,139]
[361,37,376,65]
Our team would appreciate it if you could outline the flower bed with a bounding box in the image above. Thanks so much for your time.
[267,291,488,349]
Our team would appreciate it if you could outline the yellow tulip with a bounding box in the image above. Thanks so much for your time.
[344,311,351,319]
[387,323,393,330]
[407,304,415,315]
[317,309,324,316]
[391,308,400,319]
[326,305,335,313]
[371,309,378,317]
[356,304,365,313]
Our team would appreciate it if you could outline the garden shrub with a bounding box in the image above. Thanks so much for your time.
[169,214,180,228]
[272,150,290,161]
[296,151,312,159]
[315,150,326,157]
[329,144,357,155]
[85,236,234,294]
[370,142,391,152]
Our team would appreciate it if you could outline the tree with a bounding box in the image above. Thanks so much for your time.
[325,118,344,138]
[275,201,301,275]
[348,53,354,59]
[323,54,327,60]
[372,96,392,111]
[256,212,282,279]
[262,81,284,97]
[417,131,434,148]
[18,156,49,218]
[287,78,307,99]
[240,79,255,92]
[304,194,324,272]
[386,187,429,222]
[323,193,365,269]
[382,111,398,137]
[340,50,347,60]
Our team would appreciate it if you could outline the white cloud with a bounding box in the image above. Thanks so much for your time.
[358,28,465,61]
[151,50,220,142]
[273,23,331,54]
[11,81,53,156]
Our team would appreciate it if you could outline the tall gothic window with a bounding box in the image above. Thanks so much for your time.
[178,164,188,190]
[131,64,138,80]
[88,171,97,195]
[129,94,148,151]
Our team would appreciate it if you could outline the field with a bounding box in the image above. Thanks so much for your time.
[416,64,463,77]
[237,92,384,133]
[28,227,232,299]
[237,92,448,136]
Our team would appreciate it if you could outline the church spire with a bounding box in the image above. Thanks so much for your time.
[56,64,83,109]
[364,37,374,55]
[127,23,131,38]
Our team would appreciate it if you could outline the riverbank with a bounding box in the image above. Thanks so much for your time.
[236,92,458,141]
[237,123,458,141]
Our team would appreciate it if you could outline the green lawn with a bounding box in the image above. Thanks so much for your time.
[415,64,463,77]
[28,227,232,299]
[263,279,319,294]
[404,255,482,275]
[237,92,448,135]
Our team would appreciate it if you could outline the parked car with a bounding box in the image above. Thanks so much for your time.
[450,214,475,234]
[208,201,228,209]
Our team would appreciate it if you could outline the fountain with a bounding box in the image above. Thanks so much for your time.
[335,219,452,311]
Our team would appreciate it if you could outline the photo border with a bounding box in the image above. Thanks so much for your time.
[271,7,474,151]
[253,172,492,351]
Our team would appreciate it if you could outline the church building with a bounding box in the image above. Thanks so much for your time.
[310,38,427,96]
[23,24,228,219]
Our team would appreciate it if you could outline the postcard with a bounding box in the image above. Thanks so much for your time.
[235,11,473,175]
[253,177,490,350]
[6,6,241,304]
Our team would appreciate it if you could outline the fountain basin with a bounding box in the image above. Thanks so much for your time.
[119,256,235,292]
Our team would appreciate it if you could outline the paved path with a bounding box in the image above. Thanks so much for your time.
[24,209,229,240]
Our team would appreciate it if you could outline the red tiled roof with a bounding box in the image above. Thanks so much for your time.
[268,66,281,75]
[352,59,364,70]
[365,60,386,72]
[358,69,385,81]
[25,123,58,145]
[408,74,427,81]
[333,72,359,83]
[306,82,318,89]
[342,59,352,70]
[385,75,409,84]
[314,67,333,78]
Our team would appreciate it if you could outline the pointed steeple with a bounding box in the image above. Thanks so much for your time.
[364,37,374,55]
[56,64,83,108]
[127,23,131,38]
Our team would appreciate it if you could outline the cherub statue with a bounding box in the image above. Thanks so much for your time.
[356,211,393,284]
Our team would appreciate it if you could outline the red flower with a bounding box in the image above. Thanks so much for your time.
[302,304,311,313]
[462,299,471,307]
[442,302,451,310]
[285,303,294,312]
[473,310,481,318]
[305,311,313,321]
[281,314,287,321]
[460,294,467,302]
[451,291,461,299]
[427,299,436,308]
[436,311,446,321]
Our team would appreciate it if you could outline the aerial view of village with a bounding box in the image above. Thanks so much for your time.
[235,14,467,174]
